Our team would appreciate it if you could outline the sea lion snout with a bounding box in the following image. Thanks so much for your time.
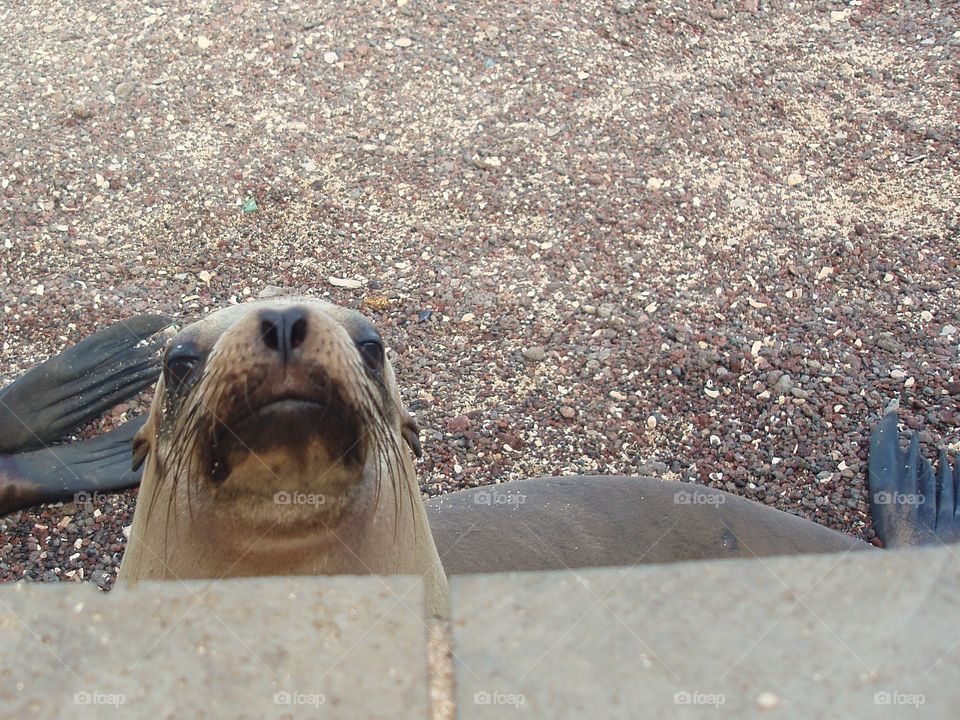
[203,305,372,496]
[257,306,309,364]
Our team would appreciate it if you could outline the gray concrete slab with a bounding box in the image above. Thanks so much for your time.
[0,575,429,720]
[450,546,960,719]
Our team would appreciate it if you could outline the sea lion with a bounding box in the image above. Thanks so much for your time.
[116,298,449,617]
[0,302,956,602]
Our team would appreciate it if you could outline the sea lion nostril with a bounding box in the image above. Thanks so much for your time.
[258,308,308,360]
[290,317,308,349]
[261,318,280,352]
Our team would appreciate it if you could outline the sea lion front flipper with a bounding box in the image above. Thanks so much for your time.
[0,315,171,453]
[0,418,145,517]
[867,412,960,547]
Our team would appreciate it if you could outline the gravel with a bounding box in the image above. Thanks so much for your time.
[0,0,957,588]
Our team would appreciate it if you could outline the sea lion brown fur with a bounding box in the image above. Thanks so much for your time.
[118,298,448,617]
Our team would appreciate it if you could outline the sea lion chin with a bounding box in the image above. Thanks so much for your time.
[119,297,449,617]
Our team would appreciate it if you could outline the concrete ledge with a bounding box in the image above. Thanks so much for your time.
[450,546,960,718]
[0,547,957,718]
[0,576,428,719]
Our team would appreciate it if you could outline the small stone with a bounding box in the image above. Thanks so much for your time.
[560,406,576,419]
[447,415,470,433]
[741,0,759,12]
[757,144,777,160]
[786,172,804,186]
[830,10,850,23]
[259,285,291,298]
[196,35,212,49]
[323,51,338,64]
[646,177,664,191]
[474,155,501,169]
[394,37,413,48]
[522,346,546,362]
[609,390,627,401]
[71,103,93,119]
[704,387,720,399]
[773,374,794,394]
[327,276,363,289]
[941,325,957,337]
[197,270,213,283]
[114,82,135,98]
[460,313,476,323]
[646,415,657,430]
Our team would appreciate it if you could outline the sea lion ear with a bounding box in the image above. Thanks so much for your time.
[400,411,423,458]
[132,423,152,471]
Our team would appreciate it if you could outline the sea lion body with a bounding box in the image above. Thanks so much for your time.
[426,475,868,575]
[118,298,448,616]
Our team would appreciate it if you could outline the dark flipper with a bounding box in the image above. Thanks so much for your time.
[868,412,960,547]
[0,315,171,453]
[0,419,145,517]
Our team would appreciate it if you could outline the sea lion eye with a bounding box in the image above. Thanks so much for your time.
[357,340,384,372]
[164,343,200,391]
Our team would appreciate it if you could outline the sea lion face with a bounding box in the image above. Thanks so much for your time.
[133,297,419,536]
